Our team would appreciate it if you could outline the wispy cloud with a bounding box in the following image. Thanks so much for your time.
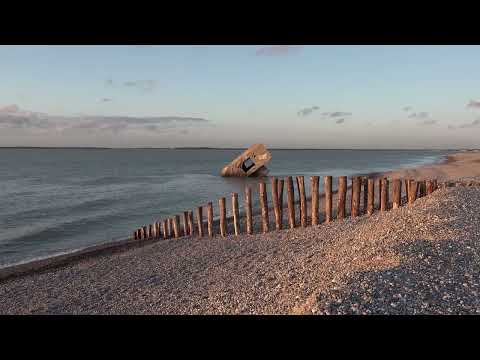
[99,98,113,103]
[335,118,345,124]
[408,112,429,119]
[123,80,157,92]
[297,106,319,117]
[105,78,157,92]
[459,119,480,128]
[0,105,211,134]
[448,119,480,130]
[420,119,437,126]
[403,106,413,111]
[256,45,302,56]
[467,99,480,109]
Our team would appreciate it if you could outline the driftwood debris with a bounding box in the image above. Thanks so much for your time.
[220,144,272,177]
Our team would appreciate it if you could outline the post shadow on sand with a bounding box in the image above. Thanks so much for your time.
[314,238,480,315]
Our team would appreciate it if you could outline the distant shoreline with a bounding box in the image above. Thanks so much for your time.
[0,147,471,151]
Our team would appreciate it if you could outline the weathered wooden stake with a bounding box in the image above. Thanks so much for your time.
[408,180,418,205]
[296,176,307,227]
[392,179,401,209]
[245,186,253,235]
[134,230,138,240]
[219,197,227,237]
[207,202,214,237]
[385,178,390,209]
[162,219,168,239]
[286,176,296,229]
[362,177,368,215]
[187,211,194,236]
[337,176,347,220]
[378,178,383,210]
[277,179,284,226]
[183,212,189,236]
[418,180,425,197]
[351,177,361,217]
[196,206,204,237]
[259,182,269,233]
[426,180,434,195]
[271,177,282,230]
[367,178,374,215]
[324,176,333,223]
[173,216,180,238]
[169,218,174,238]
[156,222,161,238]
[148,224,153,238]
[310,176,319,225]
[232,193,240,235]
[404,179,410,201]
[380,178,388,211]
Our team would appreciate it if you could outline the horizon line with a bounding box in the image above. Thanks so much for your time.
[0,146,473,151]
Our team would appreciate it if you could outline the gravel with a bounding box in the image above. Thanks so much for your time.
[1,185,480,315]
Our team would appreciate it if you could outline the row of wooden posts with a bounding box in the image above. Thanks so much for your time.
[133,177,478,241]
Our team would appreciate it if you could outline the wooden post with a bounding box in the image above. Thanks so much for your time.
[196,206,204,237]
[286,176,296,229]
[162,219,168,239]
[404,179,410,201]
[141,226,146,239]
[173,216,180,238]
[380,178,388,211]
[296,176,307,227]
[324,176,333,223]
[408,180,418,205]
[148,224,153,238]
[156,222,161,238]
[337,176,347,220]
[378,178,383,210]
[362,177,368,215]
[433,179,438,191]
[245,186,253,235]
[418,180,425,197]
[138,228,142,240]
[183,212,189,236]
[384,178,389,210]
[259,182,269,233]
[310,176,319,225]
[426,180,434,195]
[219,197,227,237]
[169,218,174,238]
[134,230,138,240]
[367,178,374,215]
[277,179,284,227]
[392,179,401,209]
[271,177,282,230]
[207,202,214,237]
[187,211,194,236]
[351,177,361,217]
[232,193,240,235]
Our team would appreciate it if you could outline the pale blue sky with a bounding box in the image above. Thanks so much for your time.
[0,45,479,148]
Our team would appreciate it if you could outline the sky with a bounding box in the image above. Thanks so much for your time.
[0,45,479,149]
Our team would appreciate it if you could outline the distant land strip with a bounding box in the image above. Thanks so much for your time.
[0,147,474,151]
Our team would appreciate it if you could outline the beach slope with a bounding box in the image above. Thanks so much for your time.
[1,185,479,314]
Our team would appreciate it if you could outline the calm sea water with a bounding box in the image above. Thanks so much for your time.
[0,148,450,267]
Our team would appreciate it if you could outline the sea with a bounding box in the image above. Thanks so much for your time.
[0,148,451,268]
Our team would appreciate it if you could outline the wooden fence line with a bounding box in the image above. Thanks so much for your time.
[132,177,480,242]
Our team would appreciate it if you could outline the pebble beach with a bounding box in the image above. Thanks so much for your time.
[1,151,480,315]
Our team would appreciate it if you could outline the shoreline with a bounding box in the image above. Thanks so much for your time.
[0,150,458,282]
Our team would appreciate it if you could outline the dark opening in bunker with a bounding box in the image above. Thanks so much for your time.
[241,157,255,173]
